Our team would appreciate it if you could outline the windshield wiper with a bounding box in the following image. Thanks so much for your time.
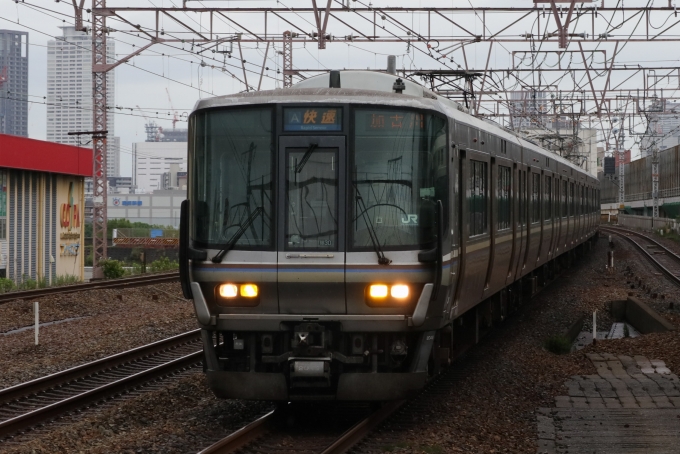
[295,143,318,173]
[354,185,391,265]
[212,207,264,263]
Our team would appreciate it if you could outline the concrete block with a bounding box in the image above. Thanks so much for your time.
[617,355,635,367]
[614,389,634,398]
[536,439,556,454]
[598,388,617,398]
[537,414,556,439]
[603,397,622,408]
[586,353,604,361]
[571,397,589,408]
[626,297,675,334]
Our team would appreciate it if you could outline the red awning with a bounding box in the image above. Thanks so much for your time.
[0,134,93,177]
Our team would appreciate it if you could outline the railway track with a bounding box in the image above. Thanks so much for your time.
[198,352,479,454]
[600,226,680,286]
[198,399,403,454]
[0,271,180,305]
[0,329,201,440]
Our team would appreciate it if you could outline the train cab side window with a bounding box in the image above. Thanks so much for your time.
[561,180,567,218]
[497,165,511,231]
[544,176,552,220]
[469,160,488,237]
[531,172,540,224]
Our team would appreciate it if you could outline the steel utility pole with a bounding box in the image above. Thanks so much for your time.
[92,0,108,278]
[618,117,625,210]
[282,31,293,88]
[650,115,660,219]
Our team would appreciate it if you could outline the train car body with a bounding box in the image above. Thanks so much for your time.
[180,71,599,401]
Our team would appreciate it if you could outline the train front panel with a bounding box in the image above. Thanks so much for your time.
[182,100,451,401]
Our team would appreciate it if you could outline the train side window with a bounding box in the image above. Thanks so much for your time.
[544,176,552,220]
[581,185,585,215]
[497,165,511,231]
[469,160,488,236]
[562,180,567,218]
[570,182,575,216]
[531,172,540,224]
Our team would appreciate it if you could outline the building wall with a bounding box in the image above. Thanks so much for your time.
[640,101,680,157]
[3,169,84,283]
[108,190,186,228]
[0,169,7,277]
[601,146,680,218]
[0,30,29,137]
[133,142,187,192]
[55,176,85,278]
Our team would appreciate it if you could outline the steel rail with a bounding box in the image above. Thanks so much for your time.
[600,227,680,286]
[320,399,405,454]
[197,400,405,454]
[197,410,277,454]
[0,349,201,438]
[0,272,180,304]
[0,329,200,406]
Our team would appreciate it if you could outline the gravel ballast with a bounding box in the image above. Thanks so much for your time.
[2,230,680,453]
[0,282,196,389]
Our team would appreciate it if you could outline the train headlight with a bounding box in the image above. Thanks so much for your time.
[219,283,238,298]
[240,284,259,298]
[366,283,414,307]
[369,284,388,298]
[390,284,409,299]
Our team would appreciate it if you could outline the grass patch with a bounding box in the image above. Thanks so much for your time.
[544,335,572,354]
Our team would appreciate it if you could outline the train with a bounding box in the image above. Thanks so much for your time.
[179,69,600,401]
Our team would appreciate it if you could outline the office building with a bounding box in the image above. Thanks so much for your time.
[0,30,28,137]
[640,100,680,157]
[133,141,187,192]
[46,26,120,177]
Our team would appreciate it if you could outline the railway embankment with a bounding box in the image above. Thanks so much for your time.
[1,230,680,453]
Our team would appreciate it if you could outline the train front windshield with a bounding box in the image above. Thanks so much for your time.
[189,106,447,251]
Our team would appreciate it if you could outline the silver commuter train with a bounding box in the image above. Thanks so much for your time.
[179,70,599,401]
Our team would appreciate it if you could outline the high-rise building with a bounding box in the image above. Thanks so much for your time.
[640,100,680,157]
[46,27,120,177]
[0,30,29,137]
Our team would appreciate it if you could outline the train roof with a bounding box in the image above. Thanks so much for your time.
[192,71,592,180]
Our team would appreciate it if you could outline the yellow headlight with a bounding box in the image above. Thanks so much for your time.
[390,284,409,299]
[219,283,238,298]
[240,284,259,298]
[369,284,388,298]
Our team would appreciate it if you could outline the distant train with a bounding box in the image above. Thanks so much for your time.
[179,70,599,401]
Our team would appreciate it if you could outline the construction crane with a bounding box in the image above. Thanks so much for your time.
[165,88,179,129]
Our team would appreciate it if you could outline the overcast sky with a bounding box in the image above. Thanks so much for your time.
[1,0,676,172]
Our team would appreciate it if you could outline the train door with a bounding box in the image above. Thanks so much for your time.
[277,136,346,314]
[513,163,528,281]
[559,177,568,252]
[540,173,553,265]
[456,148,491,312]
[549,174,559,257]
[488,155,513,294]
